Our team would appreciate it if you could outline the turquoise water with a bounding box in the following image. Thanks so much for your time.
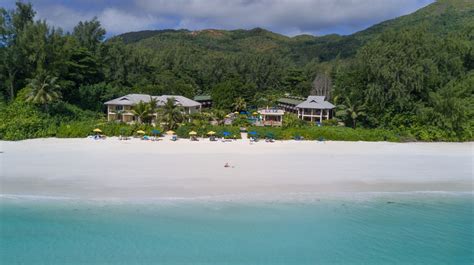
[0,193,472,265]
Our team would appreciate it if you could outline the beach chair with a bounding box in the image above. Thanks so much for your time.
[171,135,178,141]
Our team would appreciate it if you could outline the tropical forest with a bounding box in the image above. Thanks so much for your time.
[0,0,473,141]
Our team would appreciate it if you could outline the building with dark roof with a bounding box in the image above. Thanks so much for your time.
[277,96,305,113]
[193,95,212,108]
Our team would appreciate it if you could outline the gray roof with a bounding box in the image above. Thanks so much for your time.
[296,96,335,109]
[105,94,201,107]
[156,95,201,107]
[104,94,152,106]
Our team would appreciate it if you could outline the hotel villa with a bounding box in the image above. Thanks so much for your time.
[277,95,335,123]
[104,94,202,123]
[105,93,335,126]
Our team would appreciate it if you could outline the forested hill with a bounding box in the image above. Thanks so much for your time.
[0,0,473,141]
[114,0,474,64]
[115,28,357,64]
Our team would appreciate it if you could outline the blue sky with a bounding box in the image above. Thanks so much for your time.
[1,0,435,36]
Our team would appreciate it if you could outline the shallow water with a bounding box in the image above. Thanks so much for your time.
[0,193,472,265]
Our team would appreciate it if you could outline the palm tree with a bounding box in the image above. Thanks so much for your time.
[148,96,159,124]
[336,97,366,129]
[25,74,61,110]
[132,101,151,124]
[159,97,184,130]
[232,97,246,112]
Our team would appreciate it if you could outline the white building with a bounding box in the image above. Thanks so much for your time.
[296,96,335,123]
[104,94,201,123]
[257,108,285,126]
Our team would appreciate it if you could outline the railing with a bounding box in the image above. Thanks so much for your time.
[108,110,134,115]
[258,108,285,114]
[255,121,282,127]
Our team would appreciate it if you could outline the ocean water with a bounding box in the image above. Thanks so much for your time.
[0,193,472,265]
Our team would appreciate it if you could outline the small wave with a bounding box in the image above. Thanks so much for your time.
[1,191,472,205]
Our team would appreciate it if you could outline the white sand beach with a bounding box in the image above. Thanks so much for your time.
[0,138,472,199]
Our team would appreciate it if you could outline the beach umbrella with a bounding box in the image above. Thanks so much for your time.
[166,130,175,135]
[189,131,197,135]
[234,112,239,114]
[225,114,231,118]
[136,130,145,134]
[93,128,102,133]
[151,129,160,136]
[252,112,258,116]
[223,131,231,137]
[266,132,274,139]
[207,131,216,135]
[249,131,257,135]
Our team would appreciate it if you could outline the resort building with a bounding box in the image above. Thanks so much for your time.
[256,108,285,127]
[277,96,305,114]
[104,94,201,123]
[296,96,335,123]
[277,95,335,123]
[193,95,212,108]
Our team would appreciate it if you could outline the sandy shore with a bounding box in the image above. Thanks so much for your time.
[0,138,472,199]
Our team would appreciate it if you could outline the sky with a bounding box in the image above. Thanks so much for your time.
[1,0,435,37]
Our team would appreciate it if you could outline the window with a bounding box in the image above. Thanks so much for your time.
[115,105,124,111]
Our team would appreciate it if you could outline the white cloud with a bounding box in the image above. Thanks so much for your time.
[98,8,161,33]
[34,5,165,35]
[136,0,433,35]
[35,5,93,32]
[31,0,434,36]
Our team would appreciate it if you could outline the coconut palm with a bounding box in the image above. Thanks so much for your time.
[148,96,159,124]
[148,96,159,113]
[336,97,366,129]
[132,101,151,124]
[232,97,246,112]
[159,97,184,130]
[25,74,61,110]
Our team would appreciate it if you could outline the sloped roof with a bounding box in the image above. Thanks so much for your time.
[105,94,201,107]
[156,95,201,107]
[296,96,335,109]
[104,94,152,106]
[277,97,304,106]
[194,95,211,101]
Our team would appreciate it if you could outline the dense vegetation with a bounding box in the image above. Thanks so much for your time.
[0,0,472,141]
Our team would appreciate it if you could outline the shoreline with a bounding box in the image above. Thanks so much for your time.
[1,138,472,200]
[2,136,474,144]
[1,191,472,204]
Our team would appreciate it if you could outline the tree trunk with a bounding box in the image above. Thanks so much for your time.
[8,70,17,102]
[311,72,332,99]
[352,119,356,129]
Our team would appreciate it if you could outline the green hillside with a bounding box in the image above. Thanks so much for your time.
[354,0,474,39]
[114,0,473,64]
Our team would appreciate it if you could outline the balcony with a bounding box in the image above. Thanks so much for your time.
[255,120,283,127]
